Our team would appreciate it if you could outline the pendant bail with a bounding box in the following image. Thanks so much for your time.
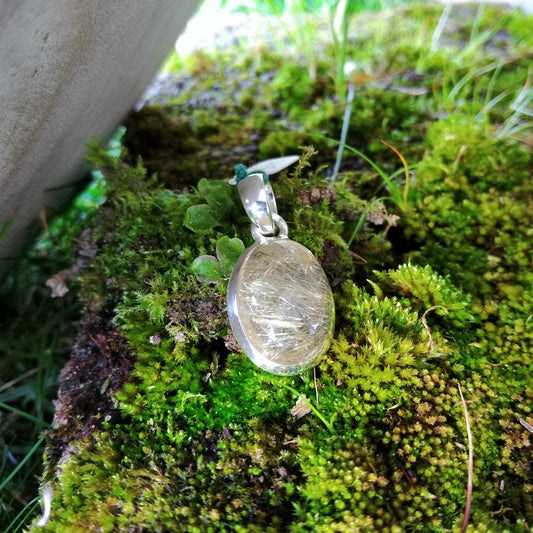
[237,172,278,237]
[227,155,334,375]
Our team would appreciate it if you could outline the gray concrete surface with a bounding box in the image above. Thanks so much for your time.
[0,0,199,275]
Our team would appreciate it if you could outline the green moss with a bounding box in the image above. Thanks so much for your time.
[35,139,532,530]
[28,4,533,532]
[405,116,532,293]
[374,263,477,330]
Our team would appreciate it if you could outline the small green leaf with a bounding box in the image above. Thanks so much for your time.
[198,178,235,218]
[216,236,245,271]
[192,236,245,284]
[183,204,219,234]
[192,255,224,283]
[184,179,237,234]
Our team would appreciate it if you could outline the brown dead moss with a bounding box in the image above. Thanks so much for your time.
[52,306,134,442]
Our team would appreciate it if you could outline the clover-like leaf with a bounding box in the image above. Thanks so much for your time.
[192,236,245,284]
[184,179,237,234]
[184,204,219,234]
[198,179,235,219]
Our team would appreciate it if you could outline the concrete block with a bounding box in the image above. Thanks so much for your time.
[0,0,199,275]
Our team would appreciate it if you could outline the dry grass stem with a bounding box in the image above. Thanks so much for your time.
[421,305,441,354]
[314,367,319,405]
[458,383,474,533]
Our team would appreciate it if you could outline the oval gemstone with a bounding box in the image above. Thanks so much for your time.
[228,238,334,375]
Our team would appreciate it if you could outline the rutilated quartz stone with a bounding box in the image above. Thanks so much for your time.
[228,237,334,375]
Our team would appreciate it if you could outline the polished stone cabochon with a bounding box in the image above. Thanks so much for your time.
[228,238,334,374]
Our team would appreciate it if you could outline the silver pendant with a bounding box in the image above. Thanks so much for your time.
[228,158,335,375]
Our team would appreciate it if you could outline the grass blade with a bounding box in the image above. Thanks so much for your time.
[0,437,45,493]
[0,402,49,427]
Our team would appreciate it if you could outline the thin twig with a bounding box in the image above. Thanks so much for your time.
[380,139,411,208]
[0,367,38,394]
[281,382,335,434]
[458,383,473,533]
[313,367,319,405]
[452,144,469,172]
[421,305,441,354]
[519,418,533,433]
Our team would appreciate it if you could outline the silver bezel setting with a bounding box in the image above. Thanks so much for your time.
[227,237,335,375]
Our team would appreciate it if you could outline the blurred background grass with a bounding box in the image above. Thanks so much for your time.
[0,169,105,530]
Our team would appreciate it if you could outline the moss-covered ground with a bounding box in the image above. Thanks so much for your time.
[17,2,533,532]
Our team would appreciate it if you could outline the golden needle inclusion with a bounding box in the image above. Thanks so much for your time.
[228,238,334,375]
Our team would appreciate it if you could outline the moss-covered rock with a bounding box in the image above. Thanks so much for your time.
[30,3,532,532]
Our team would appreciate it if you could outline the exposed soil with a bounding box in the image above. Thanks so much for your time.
[51,305,134,442]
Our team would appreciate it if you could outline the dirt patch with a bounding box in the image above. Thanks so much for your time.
[52,306,134,441]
